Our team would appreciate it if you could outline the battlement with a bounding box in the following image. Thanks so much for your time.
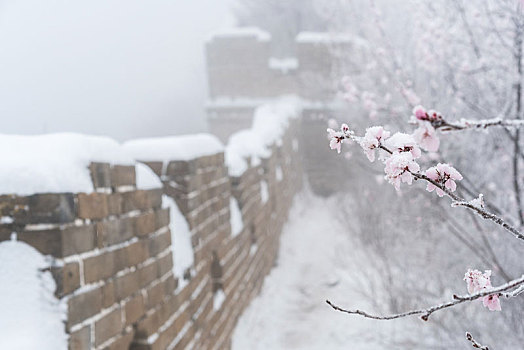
[0,100,302,350]
[205,28,357,143]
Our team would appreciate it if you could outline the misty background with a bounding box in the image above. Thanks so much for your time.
[0,0,235,141]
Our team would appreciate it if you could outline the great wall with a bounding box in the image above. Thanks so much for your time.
[0,28,355,349]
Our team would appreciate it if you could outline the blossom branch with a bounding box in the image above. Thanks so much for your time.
[465,332,490,350]
[434,117,524,132]
[412,106,524,132]
[325,274,524,322]
[327,127,524,242]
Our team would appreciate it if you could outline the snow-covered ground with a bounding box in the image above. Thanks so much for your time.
[232,189,393,350]
[0,239,67,350]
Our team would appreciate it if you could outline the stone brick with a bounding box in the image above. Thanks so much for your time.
[114,270,140,301]
[135,211,156,236]
[138,262,158,288]
[148,230,171,257]
[155,208,170,230]
[77,193,109,219]
[121,190,153,212]
[13,193,76,224]
[62,224,97,256]
[107,193,123,216]
[145,282,164,310]
[126,240,149,267]
[164,274,177,295]
[0,195,26,218]
[51,262,80,297]
[69,325,91,350]
[83,252,116,284]
[113,246,132,273]
[68,288,102,327]
[165,160,196,176]
[147,189,163,209]
[94,308,123,347]
[103,330,135,350]
[96,217,134,247]
[135,308,161,341]
[156,252,174,278]
[111,165,136,188]
[124,293,145,326]
[102,280,116,309]
[89,162,111,189]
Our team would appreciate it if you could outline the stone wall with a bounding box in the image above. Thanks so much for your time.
[205,29,353,143]
[0,121,302,350]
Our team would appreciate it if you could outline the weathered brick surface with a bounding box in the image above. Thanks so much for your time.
[124,293,145,326]
[68,288,103,327]
[111,165,136,188]
[20,193,76,224]
[69,325,91,350]
[94,308,123,347]
[96,217,134,247]
[0,116,303,350]
[90,163,111,189]
[103,331,135,350]
[78,193,109,219]
[52,262,80,297]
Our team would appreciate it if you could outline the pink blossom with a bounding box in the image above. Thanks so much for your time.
[327,128,344,154]
[425,163,462,196]
[427,109,442,121]
[413,123,440,152]
[384,132,421,159]
[359,126,391,162]
[464,269,501,311]
[384,152,420,190]
[413,105,427,120]
[482,294,502,311]
[464,269,492,294]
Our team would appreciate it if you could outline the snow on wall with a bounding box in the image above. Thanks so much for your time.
[296,32,354,43]
[260,180,269,204]
[206,97,273,109]
[162,195,194,290]
[268,58,299,74]
[0,133,132,195]
[136,162,163,190]
[275,166,283,182]
[122,134,224,163]
[0,132,164,195]
[0,239,67,350]
[230,197,243,237]
[207,27,271,42]
[225,96,301,176]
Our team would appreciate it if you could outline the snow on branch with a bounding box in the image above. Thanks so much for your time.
[413,106,524,132]
[325,274,524,322]
[327,124,524,242]
[466,332,490,350]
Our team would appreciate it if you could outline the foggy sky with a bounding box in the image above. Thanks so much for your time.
[0,0,234,141]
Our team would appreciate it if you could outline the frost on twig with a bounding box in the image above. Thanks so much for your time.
[412,106,524,132]
[326,123,524,242]
[325,274,524,322]
[466,332,490,350]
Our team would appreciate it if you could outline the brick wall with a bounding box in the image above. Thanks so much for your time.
[0,121,302,350]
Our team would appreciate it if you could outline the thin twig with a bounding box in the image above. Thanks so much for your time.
[466,332,490,350]
[433,118,524,132]
[326,275,524,322]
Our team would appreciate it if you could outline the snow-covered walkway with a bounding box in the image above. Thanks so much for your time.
[232,190,385,350]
